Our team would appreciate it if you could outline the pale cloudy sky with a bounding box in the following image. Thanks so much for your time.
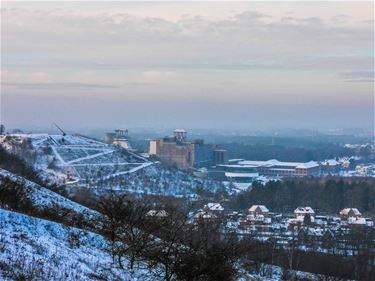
[1,1,374,131]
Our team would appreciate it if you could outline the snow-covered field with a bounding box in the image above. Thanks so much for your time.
[0,208,151,281]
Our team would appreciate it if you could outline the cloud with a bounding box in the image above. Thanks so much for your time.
[2,7,373,73]
[1,82,118,90]
[233,11,271,22]
[1,3,373,130]
[339,70,375,82]
[123,82,155,86]
[2,6,373,85]
[331,15,351,25]
[141,71,176,83]
[30,71,48,80]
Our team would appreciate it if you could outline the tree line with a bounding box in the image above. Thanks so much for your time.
[221,143,356,162]
[231,177,375,215]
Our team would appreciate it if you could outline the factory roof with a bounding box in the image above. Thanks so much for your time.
[225,172,259,178]
[236,159,319,169]
[321,159,340,166]
[295,161,319,169]
[228,159,245,163]
[218,164,258,168]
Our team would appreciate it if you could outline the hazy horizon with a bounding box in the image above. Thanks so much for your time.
[1,1,374,131]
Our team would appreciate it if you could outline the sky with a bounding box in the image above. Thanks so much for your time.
[1,1,374,132]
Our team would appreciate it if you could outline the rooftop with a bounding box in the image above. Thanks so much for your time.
[294,207,315,214]
[340,208,362,216]
[249,205,269,213]
[235,159,319,169]
[225,172,259,178]
[205,203,224,211]
[348,217,366,225]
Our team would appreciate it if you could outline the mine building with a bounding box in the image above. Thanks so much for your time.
[149,129,227,170]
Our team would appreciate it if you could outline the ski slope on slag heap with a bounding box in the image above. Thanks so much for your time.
[0,133,153,187]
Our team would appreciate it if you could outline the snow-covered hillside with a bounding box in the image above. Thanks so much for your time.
[112,164,225,197]
[0,134,224,197]
[0,209,149,281]
[0,169,329,281]
[0,133,152,186]
[0,209,311,281]
[0,168,97,218]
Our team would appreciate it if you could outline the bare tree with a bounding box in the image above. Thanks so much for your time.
[96,194,156,271]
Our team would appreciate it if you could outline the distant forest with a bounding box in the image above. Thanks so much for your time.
[230,177,375,215]
[130,134,367,162]
[221,142,356,162]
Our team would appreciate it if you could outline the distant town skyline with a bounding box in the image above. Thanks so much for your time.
[1,1,374,131]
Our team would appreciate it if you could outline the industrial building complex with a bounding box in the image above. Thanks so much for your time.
[149,129,347,190]
[210,159,320,182]
[149,129,228,170]
[104,129,131,149]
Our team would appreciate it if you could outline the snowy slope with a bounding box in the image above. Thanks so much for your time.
[0,133,152,187]
[0,134,225,197]
[0,208,268,281]
[0,209,150,281]
[0,168,97,218]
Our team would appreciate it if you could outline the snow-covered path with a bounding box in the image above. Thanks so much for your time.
[51,145,67,165]
[101,162,153,180]
[66,149,115,164]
